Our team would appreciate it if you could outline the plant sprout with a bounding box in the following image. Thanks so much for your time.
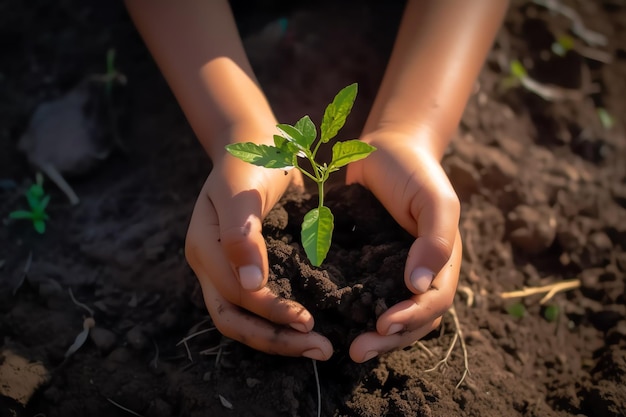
[225,83,376,266]
[506,302,526,319]
[551,34,575,57]
[9,172,50,234]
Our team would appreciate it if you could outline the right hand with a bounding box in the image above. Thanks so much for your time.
[185,156,333,361]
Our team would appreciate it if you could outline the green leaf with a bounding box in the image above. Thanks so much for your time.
[28,183,44,199]
[225,142,294,169]
[9,210,35,220]
[294,116,317,148]
[328,140,376,172]
[506,302,526,319]
[543,304,560,322]
[301,206,334,267]
[39,194,50,212]
[33,219,46,234]
[597,108,614,130]
[277,124,310,149]
[273,135,303,159]
[510,60,527,79]
[320,83,358,143]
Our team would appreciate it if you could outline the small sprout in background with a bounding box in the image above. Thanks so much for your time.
[506,302,526,319]
[510,59,528,79]
[551,34,575,57]
[9,172,50,234]
[597,107,614,130]
[226,83,376,266]
[499,58,587,102]
[543,304,560,322]
[499,59,528,91]
[104,48,127,96]
[90,48,127,95]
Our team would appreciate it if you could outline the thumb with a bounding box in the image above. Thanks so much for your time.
[404,189,460,294]
[217,188,269,292]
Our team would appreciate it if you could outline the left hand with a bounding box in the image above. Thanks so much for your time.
[345,129,462,363]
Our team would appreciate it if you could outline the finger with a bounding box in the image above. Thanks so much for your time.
[378,232,461,335]
[186,191,314,330]
[349,317,442,363]
[199,276,333,360]
[405,162,460,293]
[214,188,269,291]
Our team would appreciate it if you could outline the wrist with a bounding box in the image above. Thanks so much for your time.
[362,124,449,161]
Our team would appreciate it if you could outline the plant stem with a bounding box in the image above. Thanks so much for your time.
[311,136,323,160]
[317,181,324,208]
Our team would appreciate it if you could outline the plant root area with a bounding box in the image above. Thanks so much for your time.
[1,1,625,416]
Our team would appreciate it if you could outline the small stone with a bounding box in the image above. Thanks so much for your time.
[146,398,173,417]
[157,308,177,329]
[103,347,133,372]
[126,325,149,350]
[507,205,557,254]
[90,327,117,354]
[17,84,110,176]
[246,378,261,388]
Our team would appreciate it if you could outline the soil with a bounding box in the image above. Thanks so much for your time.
[1,1,625,416]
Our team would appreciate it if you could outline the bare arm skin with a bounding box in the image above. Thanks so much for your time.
[126,0,331,361]
[347,0,508,362]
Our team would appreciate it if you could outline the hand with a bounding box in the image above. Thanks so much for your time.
[345,130,462,363]
[185,155,333,361]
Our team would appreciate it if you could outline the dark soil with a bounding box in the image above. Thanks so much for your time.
[1,1,625,416]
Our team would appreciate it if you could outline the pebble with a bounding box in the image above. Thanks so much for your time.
[126,325,149,350]
[89,327,117,354]
[146,398,173,417]
[17,84,110,176]
[103,347,133,372]
[507,205,557,254]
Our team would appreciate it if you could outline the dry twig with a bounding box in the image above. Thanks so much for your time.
[176,326,216,362]
[424,304,470,389]
[107,398,144,417]
[68,288,94,316]
[312,359,321,417]
[533,0,607,46]
[500,279,580,305]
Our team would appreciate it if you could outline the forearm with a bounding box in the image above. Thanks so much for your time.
[125,0,277,159]
[364,0,509,159]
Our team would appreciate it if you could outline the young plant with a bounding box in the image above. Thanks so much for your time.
[225,83,376,266]
[9,172,50,234]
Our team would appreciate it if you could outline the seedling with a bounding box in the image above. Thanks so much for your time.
[506,302,526,319]
[596,108,614,130]
[8,172,50,234]
[500,59,589,101]
[225,83,376,266]
[92,48,127,96]
[551,34,575,57]
[543,304,560,322]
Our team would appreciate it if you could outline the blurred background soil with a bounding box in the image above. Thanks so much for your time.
[1,0,625,416]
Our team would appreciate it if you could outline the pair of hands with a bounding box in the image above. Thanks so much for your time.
[185,130,461,363]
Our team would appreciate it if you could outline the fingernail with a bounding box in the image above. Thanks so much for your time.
[239,265,263,290]
[386,323,404,336]
[302,348,326,361]
[410,267,434,293]
[362,351,379,362]
[289,322,308,333]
